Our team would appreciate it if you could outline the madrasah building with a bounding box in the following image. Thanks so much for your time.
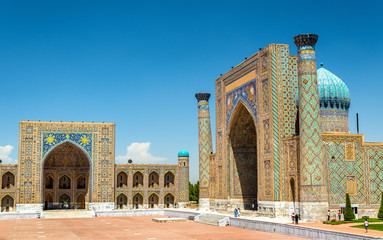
[196,33,383,221]
[0,121,189,212]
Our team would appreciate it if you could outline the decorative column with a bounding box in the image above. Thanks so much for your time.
[294,34,328,221]
[195,92,213,210]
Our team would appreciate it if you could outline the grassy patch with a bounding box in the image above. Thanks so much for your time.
[322,218,383,225]
[351,224,383,231]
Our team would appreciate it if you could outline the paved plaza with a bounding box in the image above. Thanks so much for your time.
[0,215,309,240]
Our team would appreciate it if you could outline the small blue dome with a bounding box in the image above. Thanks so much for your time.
[318,66,350,111]
[178,150,189,157]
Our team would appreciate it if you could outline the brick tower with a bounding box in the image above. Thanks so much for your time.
[294,34,328,221]
[177,149,190,207]
[195,92,213,210]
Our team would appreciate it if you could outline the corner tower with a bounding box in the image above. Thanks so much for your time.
[294,34,328,221]
[195,92,213,210]
[178,149,190,207]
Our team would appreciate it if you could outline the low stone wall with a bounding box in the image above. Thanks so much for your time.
[95,209,164,217]
[229,217,383,240]
[95,209,199,219]
[0,212,41,220]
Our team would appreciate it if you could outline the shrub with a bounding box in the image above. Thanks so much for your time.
[378,192,383,219]
[344,193,356,221]
[330,219,336,222]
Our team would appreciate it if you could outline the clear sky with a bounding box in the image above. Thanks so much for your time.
[0,0,382,183]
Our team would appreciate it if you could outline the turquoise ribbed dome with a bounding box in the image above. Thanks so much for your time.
[318,65,350,110]
[178,150,189,157]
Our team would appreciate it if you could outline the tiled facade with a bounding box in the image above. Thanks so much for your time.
[0,121,188,212]
[206,34,383,221]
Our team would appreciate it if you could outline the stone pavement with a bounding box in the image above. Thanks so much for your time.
[0,215,309,240]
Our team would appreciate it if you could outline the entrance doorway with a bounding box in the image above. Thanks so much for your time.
[1,195,14,212]
[229,102,258,209]
[43,142,90,210]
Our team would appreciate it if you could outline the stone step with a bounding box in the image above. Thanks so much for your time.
[194,213,229,226]
[42,210,94,219]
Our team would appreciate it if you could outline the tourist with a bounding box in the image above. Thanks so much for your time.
[291,213,295,224]
[295,213,298,224]
[238,208,241,217]
[327,210,330,221]
[234,208,238,217]
[338,210,341,221]
[365,219,368,233]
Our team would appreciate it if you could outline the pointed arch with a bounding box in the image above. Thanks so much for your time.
[59,175,71,189]
[148,171,159,188]
[42,141,91,209]
[133,171,144,188]
[164,171,175,188]
[228,100,257,134]
[227,97,257,131]
[164,193,175,208]
[116,193,128,209]
[2,171,15,189]
[45,175,54,189]
[77,175,86,189]
[229,101,258,208]
[43,139,91,162]
[1,195,14,212]
[117,171,128,188]
[76,193,85,209]
[132,193,143,209]
[148,193,159,208]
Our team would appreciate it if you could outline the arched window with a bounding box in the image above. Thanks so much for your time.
[132,172,143,188]
[117,172,128,188]
[77,176,86,189]
[59,175,71,189]
[2,172,15,189]
[45,175,54,189]
[164,171,175,188]
[148,171,159,188]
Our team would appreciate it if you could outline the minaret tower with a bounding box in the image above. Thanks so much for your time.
[178,149,190,208]
[293,34,328,221]
[195,92,213,210]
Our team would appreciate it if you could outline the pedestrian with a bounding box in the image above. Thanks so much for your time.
[291,213,295,224]
[238,208,241,217]
[234,208,238,217]
[338,210,341,221]
[365,219,368,233]
[327,210,330,221]
[295,212,299,224]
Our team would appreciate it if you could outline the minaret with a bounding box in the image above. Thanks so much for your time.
[294,34,328,221]
[178,149,190,208]
[195,92,213,210]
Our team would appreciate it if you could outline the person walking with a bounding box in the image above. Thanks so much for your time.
[291,213,295,224]
[295,213,299,224]
[327,210,330,221]
[365,219,368,233]
[237,208,241,217]
[234,208,238,217]
[338,210,341,221]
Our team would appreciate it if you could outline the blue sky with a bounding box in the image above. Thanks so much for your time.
[0,1,382,183]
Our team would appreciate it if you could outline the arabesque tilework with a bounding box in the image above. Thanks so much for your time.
[207,34,383,219]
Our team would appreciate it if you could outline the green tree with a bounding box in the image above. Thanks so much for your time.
[344,193,355,220]
[188,181,200,203]
[378,192,383,219]
[194,181,199,203]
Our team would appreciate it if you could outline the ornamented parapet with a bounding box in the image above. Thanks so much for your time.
[294,34,328,208]
[195,93,213,202]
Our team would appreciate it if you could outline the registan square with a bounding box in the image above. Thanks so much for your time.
[0,1,382,239]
